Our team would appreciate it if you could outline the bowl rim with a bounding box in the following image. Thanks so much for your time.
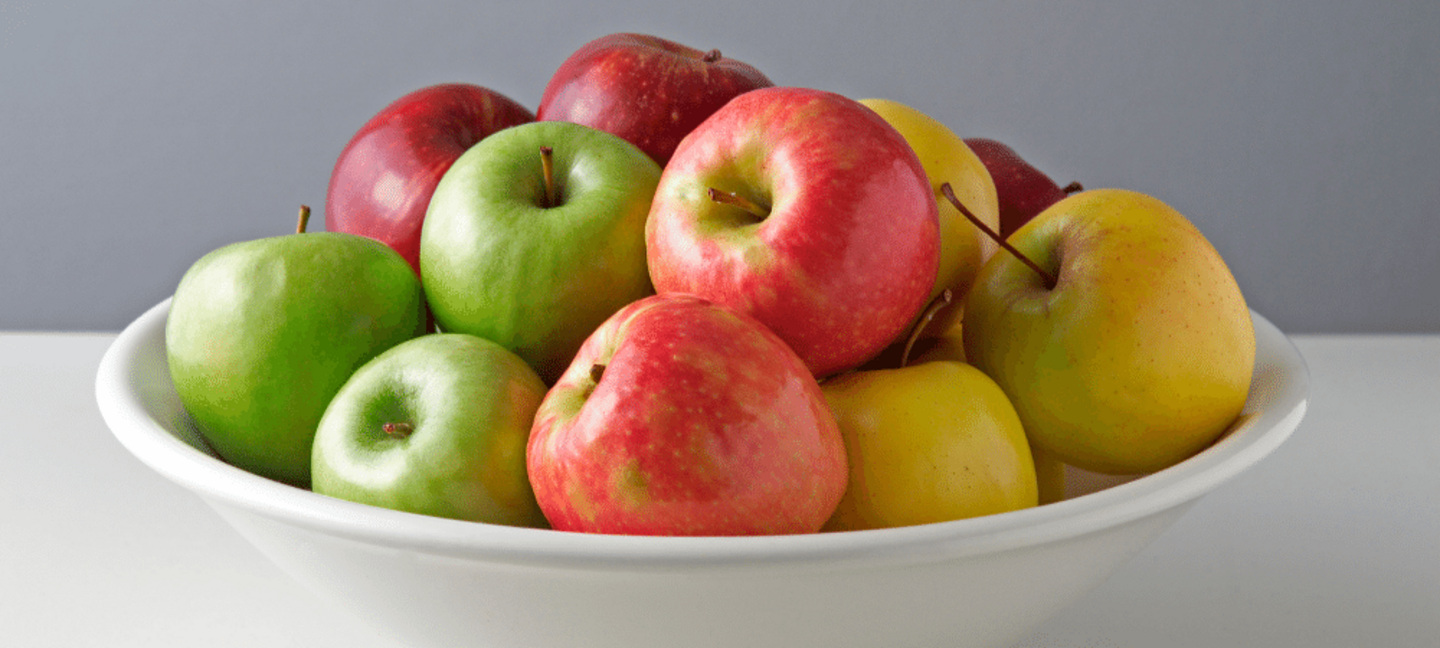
[95,298,1308,572]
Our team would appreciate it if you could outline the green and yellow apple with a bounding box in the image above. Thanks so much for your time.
[420,121,662,383]
[962,188,1255,475]
[859,98,1000,334]
[821,360,1037,531]
[312,333,548,527]
[166,208,426,487]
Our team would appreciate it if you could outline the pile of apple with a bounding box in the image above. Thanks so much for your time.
[164,33,1256,536]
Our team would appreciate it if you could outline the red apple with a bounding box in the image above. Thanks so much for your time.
[325,83,534,275]
[646,86,939,378]
[536,33,773,166]
[527,293,848,536]
[963,137,1081,238]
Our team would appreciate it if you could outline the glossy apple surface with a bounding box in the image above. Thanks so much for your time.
[646,87,939,378]
[312,333,549,527]
[527,293,848,536]
[166,225,426,487]
[421,121,661,382]
[963,137,1076,239]
[537,32,773,166]
[326,83,534,275]
[822,360,1037,531]
[963,188,1255,475]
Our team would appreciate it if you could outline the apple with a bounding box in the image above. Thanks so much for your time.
[646,86,939,378]
[963,137,1081,239]
[859,98,1000,334]
[166,208,426,487]
[312,333,549,527]
[527,293,848,536]
[821,360,1038,531]
[536,32,773,165]
[326,83,534,275]
[960,188,1255,475]
[420,120,662,383]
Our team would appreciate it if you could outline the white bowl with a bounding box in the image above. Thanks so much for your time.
[95,299,1308,648]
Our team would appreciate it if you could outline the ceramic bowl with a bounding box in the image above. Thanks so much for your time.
[95,299,1308,648]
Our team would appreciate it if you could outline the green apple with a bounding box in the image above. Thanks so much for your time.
[962,188,1255,475]
[166,209,426,487]
[821,360,1037,531]
[858,98,1000,334]
[420,120,662,382]
[312,333,548,527]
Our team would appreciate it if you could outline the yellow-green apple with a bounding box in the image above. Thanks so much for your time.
[420,121,661,383]
[960,188,1255,475]
[963,137,1081,239]
[821,360,1037,531]
[166,208,426,487]
[527,293,848,536]
[537,33,773,166]
[312,333,548,527]
[326,83,534,276]
[646,87,939,378]
[859,98,1000,334]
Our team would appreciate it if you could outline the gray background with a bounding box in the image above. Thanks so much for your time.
[3,1,1437,334]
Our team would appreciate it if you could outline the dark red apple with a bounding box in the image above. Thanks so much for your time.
[963,137,1081,238]
[536,33,773,166]
[527,293,848,536]
[325,83,534,275]
[646,87,939,379]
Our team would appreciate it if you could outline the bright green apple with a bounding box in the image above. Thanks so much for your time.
[962,188,1255,475]
[166,210,426,487]
[312,333,549,527]
[420,121,661,382]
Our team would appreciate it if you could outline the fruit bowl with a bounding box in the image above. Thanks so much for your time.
[95,298,1308,648]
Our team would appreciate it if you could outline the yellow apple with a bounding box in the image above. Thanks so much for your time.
[859,98,999,334]
[963,188,1255,475]
[821,360,1038,531]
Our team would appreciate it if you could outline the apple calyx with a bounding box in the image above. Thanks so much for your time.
[381,422,414,439]
[296,205,312,234]
[900,289,953,367]
[702,49,722,63]
[589,363,606,384]
[940,182,1057,290]
[539,146,559,208]
[708,187,770,221]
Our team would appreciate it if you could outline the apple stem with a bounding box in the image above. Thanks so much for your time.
[940,182,1058,290]
[900,288,953,368]
[1062,181,1084,195]
[381,422,414,439]
[708,188,769,220]
[589,363,606,384]
[296,205,311,234]
[540,146,558,208]
[702,49,722,63]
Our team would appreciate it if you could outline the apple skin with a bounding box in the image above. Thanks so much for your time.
[963,137,1073,239]
[166,231,426,488]
[312,333,549,527]
[646,87,939,378]
[421,121,661,383]
[326,83,535,276]
[821,360,1037,531]
[527,293,848,536]
[962,188,1255,475]
[536,33,773,166]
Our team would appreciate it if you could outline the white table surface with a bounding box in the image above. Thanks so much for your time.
[2,330,1436,647]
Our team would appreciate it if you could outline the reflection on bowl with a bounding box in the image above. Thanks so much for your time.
[95,299,1308,648]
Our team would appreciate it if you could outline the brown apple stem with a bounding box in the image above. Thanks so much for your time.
[702,49,722,63]
[940,182,1057,290]
[708,188,769,220]
[381,422,414,439]
[296,205,311,234]
[1062,181,1084,195]
[900,288,953,368]
[589,363,606,384]
[540,146,558,208]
